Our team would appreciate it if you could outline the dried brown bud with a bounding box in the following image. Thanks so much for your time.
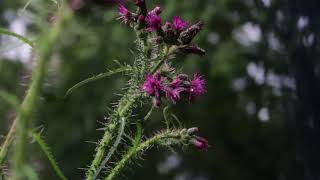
[178,44,206,56]
[179,21,203,45]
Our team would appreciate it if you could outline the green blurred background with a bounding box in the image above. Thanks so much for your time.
[1,0,320,179]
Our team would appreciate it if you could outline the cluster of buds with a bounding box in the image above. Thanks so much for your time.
[142,73,206,107]
[117,0,205,56]
[178,127,209,151]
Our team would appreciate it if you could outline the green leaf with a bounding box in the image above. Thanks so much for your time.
[30,130,68,180]
[0,28,34,47]
[64,67,131,98]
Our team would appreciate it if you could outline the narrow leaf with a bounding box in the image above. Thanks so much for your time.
[65,67,131,98]
[31,131,68,180]
[0,28,34,47]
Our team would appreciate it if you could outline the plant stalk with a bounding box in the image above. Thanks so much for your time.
[12,7,72,179]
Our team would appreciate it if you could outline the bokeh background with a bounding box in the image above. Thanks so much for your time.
[1,0,320,179]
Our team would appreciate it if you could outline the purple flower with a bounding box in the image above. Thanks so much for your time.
[142,73,164,98]
[165,87,185,104]
[149,6,162,15]
[192,136,209,151]
[188,73,206,102]
[164,75,188,103]
[146,14,162,31]
[173,16,188,32]
[118,5,132,24]
[170,74,188,87]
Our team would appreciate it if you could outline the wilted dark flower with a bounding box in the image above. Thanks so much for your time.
[179,44,206,56]
[179,21,203,44]
[173,16,188,33]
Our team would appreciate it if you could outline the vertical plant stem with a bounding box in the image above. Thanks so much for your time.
[92,118,126,179]
[86,98,136,180]
[86,44,173,180]
[12,7,72,179]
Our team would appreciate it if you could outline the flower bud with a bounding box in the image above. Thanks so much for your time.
[191,136,209,151]
[179,21,203,44]
[178,44,206,56]
[149,6,162,15]
[187,127,199,134]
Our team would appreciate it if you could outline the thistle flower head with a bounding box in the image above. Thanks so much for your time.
[165,87,185,104]
[118,4,132,24]
[146,13,163,31]
[192,136,209,151]
[142,73,164,98]
[173,16,188,32]
[189,73,206,102]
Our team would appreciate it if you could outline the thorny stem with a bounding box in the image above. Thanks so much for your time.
[104,130,183,180]
[86,42,175,180]
[0,119,16,166]
[12,7,72,179]
[93,118,126,179]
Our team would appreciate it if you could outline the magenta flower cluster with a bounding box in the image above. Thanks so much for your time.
[117,0,205,56]
[142,73,206,107]
[117,0,209,151]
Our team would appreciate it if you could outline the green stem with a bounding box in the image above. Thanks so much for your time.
[0,119,16,166]
[93,118,126,179]
[86,97,136,180]
[86,37,174,180]
[104,130,182,180]
[12,8,72,179]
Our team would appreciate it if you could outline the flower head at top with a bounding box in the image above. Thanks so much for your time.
[146,13,163,31]
[188,73,206,102]
[173,16,188,32]
[118,4,132,24]
[142,73,164,98]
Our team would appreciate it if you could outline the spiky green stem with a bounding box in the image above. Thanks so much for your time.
[12,7,72,179]
[105,130,183,180]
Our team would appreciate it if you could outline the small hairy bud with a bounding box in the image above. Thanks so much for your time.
[179,21,203,44]
[178,44,206,56]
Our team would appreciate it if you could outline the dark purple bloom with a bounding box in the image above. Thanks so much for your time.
[192,136,209,151]
[118,4,132,24]
[173,16,188,32]
[188,73,206,102]
[149,6,162,15]
[142,73,164,98]
[146,14,163,31]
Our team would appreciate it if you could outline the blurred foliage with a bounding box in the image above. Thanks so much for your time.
[1,0,320,180]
